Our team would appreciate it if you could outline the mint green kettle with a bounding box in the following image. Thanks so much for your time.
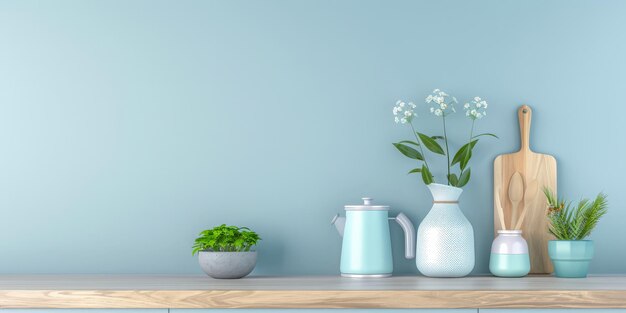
[331,197,416,277]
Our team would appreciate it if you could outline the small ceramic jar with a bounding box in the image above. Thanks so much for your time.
[489,230,530,277]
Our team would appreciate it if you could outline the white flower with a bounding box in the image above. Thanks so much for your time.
[393,100,416,123]
[426,88,456,117]
[464,96,489,120]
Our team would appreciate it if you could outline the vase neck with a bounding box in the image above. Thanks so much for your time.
[432,200,459,204]
[427,183,463,202]
[427,203,465,220]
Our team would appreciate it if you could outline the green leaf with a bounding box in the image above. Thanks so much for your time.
[545,188,608,240]
[421,165,433,185]
[393,143,423,160]
[451,140,478,166]
[399,140,420,147]
[417,133,445,155]
[431,136,445,141]
[192,224,261,253]
[457,168,471,187]
[447,174,459,186]
[460,148,472,171]
[472,133,499,139]
[408,168,422,174]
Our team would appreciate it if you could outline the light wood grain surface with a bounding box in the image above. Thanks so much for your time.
[0,275,626,309]
[494,105,557,274]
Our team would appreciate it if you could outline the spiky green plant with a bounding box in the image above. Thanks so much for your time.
[543,187,608,240]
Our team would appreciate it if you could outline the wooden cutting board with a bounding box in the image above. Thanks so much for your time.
[494,105,557,274]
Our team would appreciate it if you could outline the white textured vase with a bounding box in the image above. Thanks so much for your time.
[416,183,475,277]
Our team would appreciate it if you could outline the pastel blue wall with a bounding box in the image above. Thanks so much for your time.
[0,0,624,275]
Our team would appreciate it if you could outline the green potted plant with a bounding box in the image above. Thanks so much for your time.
[544,188,608,278]
[192,224,261,279]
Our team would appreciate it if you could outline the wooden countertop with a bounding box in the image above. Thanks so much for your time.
[0,275,625,309]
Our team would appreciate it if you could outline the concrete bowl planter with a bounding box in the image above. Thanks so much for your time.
[199,251,257,279]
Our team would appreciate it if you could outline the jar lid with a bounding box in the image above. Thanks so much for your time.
[492,229,529,254]
[344,197,389,211]
[497,230,522,235]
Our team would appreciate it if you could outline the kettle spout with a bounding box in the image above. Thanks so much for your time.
[331,214,346,236]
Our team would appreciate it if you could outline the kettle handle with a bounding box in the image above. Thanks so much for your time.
[393,212,416,259]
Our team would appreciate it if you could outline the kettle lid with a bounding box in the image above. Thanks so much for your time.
[344,197,389,211]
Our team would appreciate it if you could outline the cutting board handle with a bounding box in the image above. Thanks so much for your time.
[518,105,532,152]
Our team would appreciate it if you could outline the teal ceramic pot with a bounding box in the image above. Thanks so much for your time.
[489,230,530,277]
[548,240,594,278]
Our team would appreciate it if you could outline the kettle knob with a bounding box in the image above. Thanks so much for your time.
[362,197,373,205]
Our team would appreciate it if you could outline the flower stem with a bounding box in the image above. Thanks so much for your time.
[459,120,476,178]
[442,115,451,185]
[410,122,431,171]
